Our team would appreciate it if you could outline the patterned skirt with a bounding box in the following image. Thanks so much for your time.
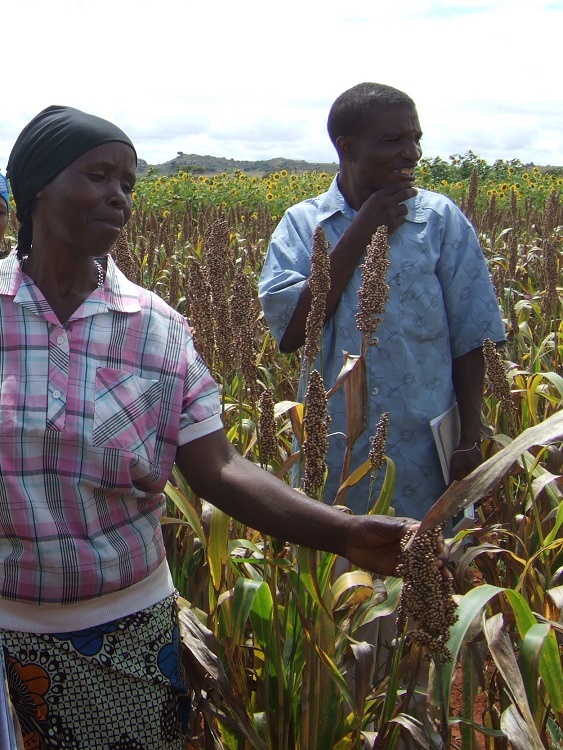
[1,595,190,749]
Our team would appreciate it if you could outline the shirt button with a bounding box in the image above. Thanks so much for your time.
[372,387,379,395]
[57,336,65,345]
[53,390,61,399]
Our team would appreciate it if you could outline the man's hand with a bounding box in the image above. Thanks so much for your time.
[354,181,418,236]
[279,180,417,352]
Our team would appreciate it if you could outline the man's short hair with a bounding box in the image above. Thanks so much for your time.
[327,83,416,145]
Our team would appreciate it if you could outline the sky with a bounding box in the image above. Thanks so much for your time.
[2,0,562,172]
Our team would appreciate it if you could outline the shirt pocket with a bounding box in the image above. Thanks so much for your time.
[93,367,163,464]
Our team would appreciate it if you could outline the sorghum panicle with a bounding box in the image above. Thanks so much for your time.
[464,167,479,224]
[113,231,141,284]
[396,526,458,663]
[540,237,558,317]
[543,188,562,234]
[302,370,331,497]
[368,412,389,474]
[230,266,260,401]
[355,226,390,353]
[203,219,234,367]
[304,225,331,367]
[483,338,517,415]
[187,259,216,370]
[508,292,519,339]
[258,389,278,465]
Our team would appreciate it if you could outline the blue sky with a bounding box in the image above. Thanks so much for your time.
[2,0,562,169]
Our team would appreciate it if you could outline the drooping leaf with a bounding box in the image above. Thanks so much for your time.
[177,603,269,750]
[505,588,563,719]
[203,500,231,591]
[165,481,206,547]
[418,410,563,534]
[431,584,504,713]
[484,612,544,748]
[500,703,544,750]
[519,622,551,715]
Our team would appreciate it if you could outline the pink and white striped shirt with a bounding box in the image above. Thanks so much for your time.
[0,251,222,606]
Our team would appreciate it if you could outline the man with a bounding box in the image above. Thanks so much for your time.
[259,82,506,520]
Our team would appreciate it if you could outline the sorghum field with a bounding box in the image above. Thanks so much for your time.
[3,153,561,749]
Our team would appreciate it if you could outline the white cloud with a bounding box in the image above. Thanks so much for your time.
[1,0,562,169]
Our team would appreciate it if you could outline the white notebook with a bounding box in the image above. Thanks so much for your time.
[430,402,476,533]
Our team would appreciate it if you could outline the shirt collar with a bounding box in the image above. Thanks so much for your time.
[316,175,426,224]
[0,248,142,314]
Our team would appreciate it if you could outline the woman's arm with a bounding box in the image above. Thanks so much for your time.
[175,430,417,576]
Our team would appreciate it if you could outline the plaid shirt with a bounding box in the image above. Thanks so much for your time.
[0,251,222,605]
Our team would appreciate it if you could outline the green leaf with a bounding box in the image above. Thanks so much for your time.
[205,501,231,591]
[544,499,563,546]
[520,622,551,715]
[484,612,542,744]
[505,588,563,718]
[248,581,274,653]
[369,457,396,516]
[432,584,505,712]
[164,482,206,547]
[295,547,333,618]
[230,577,263,647]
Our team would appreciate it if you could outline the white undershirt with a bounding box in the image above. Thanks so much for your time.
[0,559,175,633]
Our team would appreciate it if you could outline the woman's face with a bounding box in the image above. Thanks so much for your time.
[0,199,8,240]
[33,141,136,258]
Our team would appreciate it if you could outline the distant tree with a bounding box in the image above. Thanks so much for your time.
[177,151,184,157]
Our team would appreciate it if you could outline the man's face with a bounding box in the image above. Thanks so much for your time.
[342,104,422,199]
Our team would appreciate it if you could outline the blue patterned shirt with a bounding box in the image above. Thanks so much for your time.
[259,177,505,519]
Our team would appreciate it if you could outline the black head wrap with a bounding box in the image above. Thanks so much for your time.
[6,105,137,257]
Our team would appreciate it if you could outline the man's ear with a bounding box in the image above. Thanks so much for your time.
[335,134,355,164]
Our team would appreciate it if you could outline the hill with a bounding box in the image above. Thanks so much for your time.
[136,153,338,177]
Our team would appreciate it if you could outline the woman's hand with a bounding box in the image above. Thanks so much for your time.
[343,514,418,576]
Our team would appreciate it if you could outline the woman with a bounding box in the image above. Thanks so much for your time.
[0,105,427,749]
